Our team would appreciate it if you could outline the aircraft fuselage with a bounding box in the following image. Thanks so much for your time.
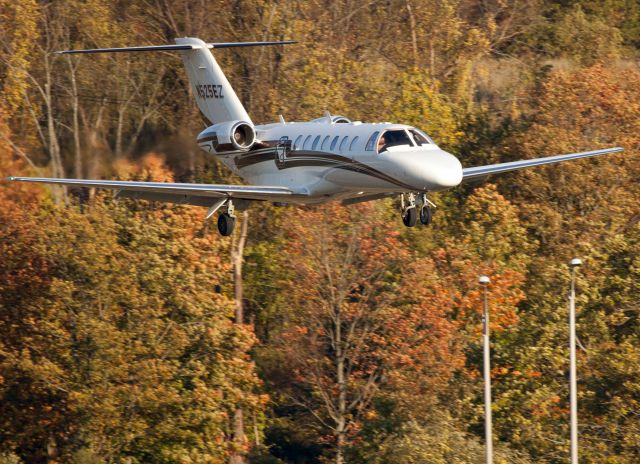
[198,118,463,204]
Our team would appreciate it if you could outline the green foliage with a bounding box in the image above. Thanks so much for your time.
[361,418,532,464]
[556,6,624,66]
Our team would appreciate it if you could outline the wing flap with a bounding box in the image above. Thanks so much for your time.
[7,177,300,203]
[462,147,623,182]
[116,190,226,207]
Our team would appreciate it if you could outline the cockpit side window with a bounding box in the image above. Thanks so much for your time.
[377,130,414,153]
[409,129,432,146]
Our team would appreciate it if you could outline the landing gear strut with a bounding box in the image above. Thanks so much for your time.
[400,193,417,227]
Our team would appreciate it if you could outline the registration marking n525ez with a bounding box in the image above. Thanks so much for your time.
[196,83,223,99]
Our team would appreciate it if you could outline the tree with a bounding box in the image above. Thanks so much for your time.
[260,202,464,463]
[485,65,640,462]
[0,154,265,463]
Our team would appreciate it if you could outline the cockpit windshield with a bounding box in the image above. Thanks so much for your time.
[377,130,413,153]
[409,129,432,146]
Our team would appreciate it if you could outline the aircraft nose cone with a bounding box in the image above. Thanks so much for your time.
[428,150,463,190]
[394,150,462,191]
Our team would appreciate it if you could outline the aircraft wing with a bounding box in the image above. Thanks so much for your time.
[7,177,303,206]
[462,147,624,182]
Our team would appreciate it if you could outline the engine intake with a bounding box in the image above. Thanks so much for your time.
[197,120,256,153]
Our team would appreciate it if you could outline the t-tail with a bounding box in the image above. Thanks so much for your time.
[59,38,294,151]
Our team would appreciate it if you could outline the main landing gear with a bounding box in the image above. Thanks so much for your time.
[217,199,236,236]
[205,198,237,236]
[217,212,236,236]
[401,193,435,228]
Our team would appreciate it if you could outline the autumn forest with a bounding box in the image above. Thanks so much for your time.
[1,1,640,463]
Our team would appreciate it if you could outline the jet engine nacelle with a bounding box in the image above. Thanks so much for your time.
[197,120,256,154]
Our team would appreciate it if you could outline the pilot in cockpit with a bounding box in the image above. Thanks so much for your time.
[378,130,413,152]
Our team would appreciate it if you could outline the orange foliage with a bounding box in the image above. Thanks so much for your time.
[272,202,469,451]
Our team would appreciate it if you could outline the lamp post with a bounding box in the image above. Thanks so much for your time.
[569,258,582,464]
[479,275,493,464]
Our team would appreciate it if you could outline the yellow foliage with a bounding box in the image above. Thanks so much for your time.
[0,0,39,114]
[388,71,463,148]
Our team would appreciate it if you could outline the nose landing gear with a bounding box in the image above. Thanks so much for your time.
[400,193,417,227]
[402,206,417,227]
[419,205,432,225]
[401,193,435,228]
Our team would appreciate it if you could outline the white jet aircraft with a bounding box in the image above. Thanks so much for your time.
[9,38,624,236]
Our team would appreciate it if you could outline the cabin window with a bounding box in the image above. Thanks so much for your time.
[365,131,379,151]
[303,135,312,150]
[330,135,340,151]
[349,136,359,151]
[339,136,349,152]
[321,135,331,151]
[311,135,321,150]
[377,130,414,153]
[409,129,432,146]
[294,135,303,150]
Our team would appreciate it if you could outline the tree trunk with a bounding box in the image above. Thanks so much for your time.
[67,57,82,178]
[406,0,419,69]
[336,434,345,464]
[335,301,347,464]
[229,211,249,464]
[46,435,57,463]
[44,75,65,204]
[115,107,125,158]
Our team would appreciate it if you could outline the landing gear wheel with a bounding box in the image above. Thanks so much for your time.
[420,205,433,225]
[217,213,236,236]
[402,207,417,227]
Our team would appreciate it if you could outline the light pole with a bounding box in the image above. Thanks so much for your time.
[569,258,582,464]
[479,275,493,464]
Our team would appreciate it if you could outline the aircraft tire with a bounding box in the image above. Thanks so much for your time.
[217,213,236,236]
[420,205,432,225]
[402,207,417,227]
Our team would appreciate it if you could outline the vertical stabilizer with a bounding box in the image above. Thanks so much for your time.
[58,38,294,126]
[175,37,251,126]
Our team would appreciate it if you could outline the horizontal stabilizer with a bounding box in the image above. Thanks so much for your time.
[57,40,295,54]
